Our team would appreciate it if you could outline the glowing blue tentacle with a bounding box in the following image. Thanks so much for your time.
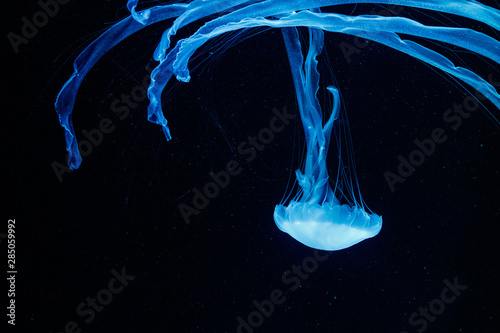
[127,0,151,25]
[146,55,176,140]
[303,12,500,64]
[55,4,188,170]
[280,27,340,206]
[57,1,500,170]
[169,12,500,118]
[173,12,500,82]
[282,27,328,202]
[182,0,500,46]
[354,30,500,120]
[153,0,259,61]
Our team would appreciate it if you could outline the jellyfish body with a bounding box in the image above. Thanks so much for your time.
[55,0,500,250]
[274,27,382,251]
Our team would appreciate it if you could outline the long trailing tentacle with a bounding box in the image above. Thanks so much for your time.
[131,0,500,143]
[282,26,340,205]
[173,12,500,80]
[166,11,499,122]
[150,0,262,61]
[57,0,500,169]
[55,4,188,169]
[178,0,500,44]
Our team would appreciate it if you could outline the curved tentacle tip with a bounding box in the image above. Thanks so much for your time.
[65,135,82,170]
[176,72,191,83]
[162,125,172,141]
[67,151,82,170]
[129,5,151,25]
[146,111,172,140]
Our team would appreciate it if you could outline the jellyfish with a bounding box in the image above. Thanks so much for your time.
[275,27,383,251]
[55,0,500,251]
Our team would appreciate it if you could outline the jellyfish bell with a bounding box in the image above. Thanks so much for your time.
[274,199,382,251]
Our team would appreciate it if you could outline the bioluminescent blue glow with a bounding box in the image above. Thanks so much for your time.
[55,0,500,251]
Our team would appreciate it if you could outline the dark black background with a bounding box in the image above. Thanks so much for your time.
[2,1,499,332]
